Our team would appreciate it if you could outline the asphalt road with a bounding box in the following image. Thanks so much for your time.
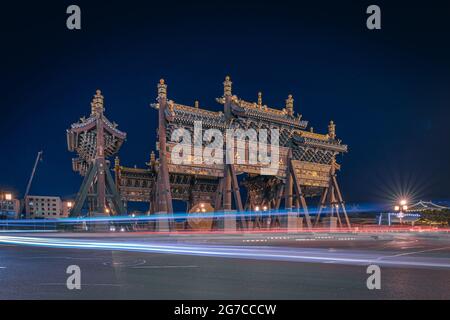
[0,232,449,299]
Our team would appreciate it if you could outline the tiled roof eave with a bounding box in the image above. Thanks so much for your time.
[233,107,307,129]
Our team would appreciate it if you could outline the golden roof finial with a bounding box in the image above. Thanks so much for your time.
[285,94,294,116]
[114,156,120,167]
[194,100,199,108]
[328,120,336,139]
[91,89,104,116]
[223,76,232,97]
[158,78,167,100]
[258,92,262,108]
[150,150,155,163]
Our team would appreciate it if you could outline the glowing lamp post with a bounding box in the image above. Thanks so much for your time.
[394,199,408,224]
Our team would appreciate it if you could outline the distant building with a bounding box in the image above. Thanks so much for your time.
[407,200,449,212]
[0,193,20,219]
[25,195,73,219]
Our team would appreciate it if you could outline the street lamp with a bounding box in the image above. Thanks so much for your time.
[394,199,408,224]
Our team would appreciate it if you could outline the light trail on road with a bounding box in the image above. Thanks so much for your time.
[1,235,449,269]
[0,202,399,225]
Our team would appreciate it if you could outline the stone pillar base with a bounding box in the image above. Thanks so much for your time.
[224,210,236,232]
[322,217,338,230]
[288,213,303,233]
[155,212,170,232]
[88,212,110,232]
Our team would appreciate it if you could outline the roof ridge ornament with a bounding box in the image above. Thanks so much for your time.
[150,150,155,163]
[91,89,104,116]
[258,92,262,109]
[223,76,232,97]
[286,94,294,116]
[328,120,336,139]
[158,79,167,100]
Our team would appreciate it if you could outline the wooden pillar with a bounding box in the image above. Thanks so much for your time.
[244,193,250,211]
[155,79,173,231]
[156,79,173,215]
[223,76,233,212]
[287,152,313,229]
[229,164,243,212]
[285,171,293,210]
[332,168,351,228]
[285,150,295,231]
[275,185,284,210]
[95,118,107,214]
[223,167,232,211]
[314,187,328,226]
[223,166,236,232]
[214,178,224,211]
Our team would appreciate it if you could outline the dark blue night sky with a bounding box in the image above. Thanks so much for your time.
[1,1,449,207]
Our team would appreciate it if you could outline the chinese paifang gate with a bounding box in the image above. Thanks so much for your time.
[67,77,350,231]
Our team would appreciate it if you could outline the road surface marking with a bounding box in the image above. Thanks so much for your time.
[132,265,199,269]
[40,283,123,287]
[383,246,450,258]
